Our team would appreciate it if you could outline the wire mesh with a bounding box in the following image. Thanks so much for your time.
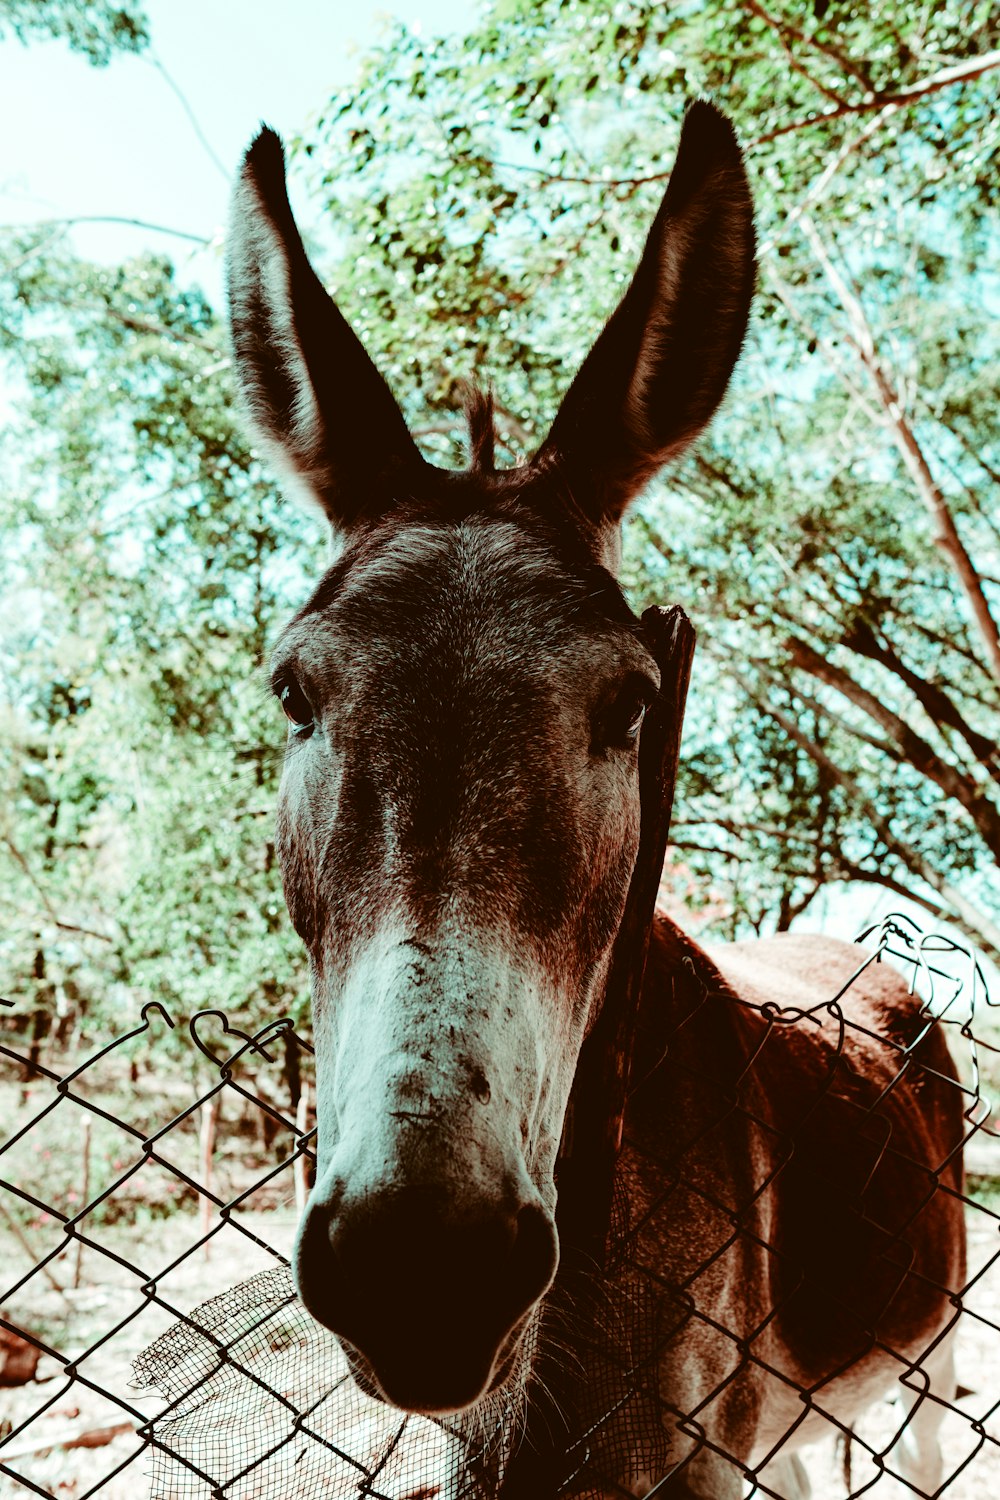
[1,912,998,1499]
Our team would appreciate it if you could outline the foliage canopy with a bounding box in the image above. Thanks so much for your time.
[0,0,147,65]
[1,0,998,1046]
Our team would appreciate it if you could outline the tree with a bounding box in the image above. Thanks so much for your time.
[1,0,998,1044]
[0,236,320,1034]
[0,0,148,64]
[296,0,1000,955]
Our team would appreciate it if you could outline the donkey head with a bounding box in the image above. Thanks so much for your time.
[227,102,754,1417]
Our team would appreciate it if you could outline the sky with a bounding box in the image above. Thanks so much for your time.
[0,0,469,301]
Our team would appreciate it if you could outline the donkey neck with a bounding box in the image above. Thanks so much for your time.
[627,912,761,1110]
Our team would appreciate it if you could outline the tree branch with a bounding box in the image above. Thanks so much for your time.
[776,875,824,931]
[102,304,217,351]
[464,51,1000,197]
[905,620,1000,707]
[9,214,211,246]
[760,106,897,260]
[843,618,1000,784]
[742,0,851,105]
[742,0,875,89]
[799,212,1000,685]
[0,832,115,945]
[828,856,1000,965]
[778,672,899,758]
[785,634,1000,859]
[727,666,1000,959]
[672,817,817,845]
[830,857,953,924]
[763,264,884,425]
[492,398,535,451]
[751,48,1000,146]
[149,54,229,181]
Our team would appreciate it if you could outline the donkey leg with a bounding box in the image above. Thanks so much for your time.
[749,1452,815,1500]
[890,1332,956,1495]
[638,1450,747,1499]
[753,1451,812,1500]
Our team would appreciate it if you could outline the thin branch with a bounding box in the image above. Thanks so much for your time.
[0,297,217,355]
[0,1200,67,1295]
[7,214,211,247]
[149,55,229,181]
[762,264,884,424]
[742,0,851,105]
[94,485,183,539]
[906,619,1000,703]
[522,205,610,304]
[492,399,535,451]
[740,636,901,756]
[905,397,1000,530]
[481,50,1000,195]
[489,156,670,189]
[669,837,741,859]
[829,855,1000,969]
[831,858,950,926]
[843,618,1000,784]
[742,0,875,89]
[674,815,822,845]
[751,48,1000,146]
[785,633,1000,858]
[759,107,896,259]
[727,664,1000,958]
[2,225,63,273]
[412,421,462,441]
[775,671,899,758]
[102,304,217,352]
[0,832,115,945]
[52,919,114,944]
[799,212,1000,684]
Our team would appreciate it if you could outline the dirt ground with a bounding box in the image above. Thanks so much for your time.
[2,1001,999,1500]
[1,1196,998,1500]
[0,1207,299,1500]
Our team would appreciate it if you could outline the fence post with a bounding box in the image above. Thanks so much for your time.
[294,1080,311,1215]
[199,1095,220,1260]
[72,1115,92,1290]
[499,605,696,1497]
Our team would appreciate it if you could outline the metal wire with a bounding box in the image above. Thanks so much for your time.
[1,914,997,1498]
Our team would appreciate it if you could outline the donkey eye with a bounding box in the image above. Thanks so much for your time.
[279,678,314,733]
[623,698,646,740]
[617,695,647,743]
[595,681,651,753]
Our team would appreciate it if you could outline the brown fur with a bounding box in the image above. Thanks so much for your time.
[611,921,966,1492]
[225,102,966,1495]
[532,921,966,1497]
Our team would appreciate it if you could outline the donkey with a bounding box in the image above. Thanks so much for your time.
[226,104,966,1498]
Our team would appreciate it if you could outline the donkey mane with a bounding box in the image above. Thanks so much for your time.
[464,385,497,474]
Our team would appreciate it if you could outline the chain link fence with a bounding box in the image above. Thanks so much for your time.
[1,913,999,1498]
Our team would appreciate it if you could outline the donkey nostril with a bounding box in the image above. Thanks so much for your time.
[469,1065,491,1104]
[509,1201,559,1310]
[311,1188,555,1325]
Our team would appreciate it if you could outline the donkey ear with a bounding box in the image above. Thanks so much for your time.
[226,127,425,528]
[533,101,755,535]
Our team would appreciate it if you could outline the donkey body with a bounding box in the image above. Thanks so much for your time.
[592,923,965,1497]
[227,104,965,1497]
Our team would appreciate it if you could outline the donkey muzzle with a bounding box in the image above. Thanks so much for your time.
[294,1179,557,1413]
